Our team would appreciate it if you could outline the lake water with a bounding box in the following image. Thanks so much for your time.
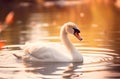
[0,1,120,79]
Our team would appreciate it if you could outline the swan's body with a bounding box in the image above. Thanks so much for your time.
[22,22,83,62]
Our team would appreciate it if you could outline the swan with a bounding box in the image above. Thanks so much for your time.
[22,22,83,62]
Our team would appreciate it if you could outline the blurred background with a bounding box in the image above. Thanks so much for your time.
[0,0,120,53]
[0,0,120,79]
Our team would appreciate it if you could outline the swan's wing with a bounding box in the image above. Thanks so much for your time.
[23,45,54,62]
[23,42,72,62]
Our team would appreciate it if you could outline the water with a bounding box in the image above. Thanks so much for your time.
[0,1,120,79]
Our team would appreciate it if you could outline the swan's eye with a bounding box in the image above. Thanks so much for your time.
[73,28,80,34]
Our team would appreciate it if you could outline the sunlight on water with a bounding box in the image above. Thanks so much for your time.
[0,0,120,79]
[0,46,119,79]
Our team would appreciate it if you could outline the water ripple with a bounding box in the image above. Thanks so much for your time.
[0,46,119,79]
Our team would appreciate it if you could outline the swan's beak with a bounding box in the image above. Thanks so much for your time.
[74,32,83,41]
[73,28,83,41]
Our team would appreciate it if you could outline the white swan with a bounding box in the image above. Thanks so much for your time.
[22,22,83,62]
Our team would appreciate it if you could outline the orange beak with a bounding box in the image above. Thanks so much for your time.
[74,32,83,41]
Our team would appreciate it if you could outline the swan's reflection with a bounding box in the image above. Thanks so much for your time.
[23,61,82,79]
[62,63,82,79]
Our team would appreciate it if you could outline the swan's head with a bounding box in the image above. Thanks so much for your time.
[63,22,83,41]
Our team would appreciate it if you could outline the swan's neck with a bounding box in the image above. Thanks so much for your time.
[60,27,76,53]
[60,25,83,62]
